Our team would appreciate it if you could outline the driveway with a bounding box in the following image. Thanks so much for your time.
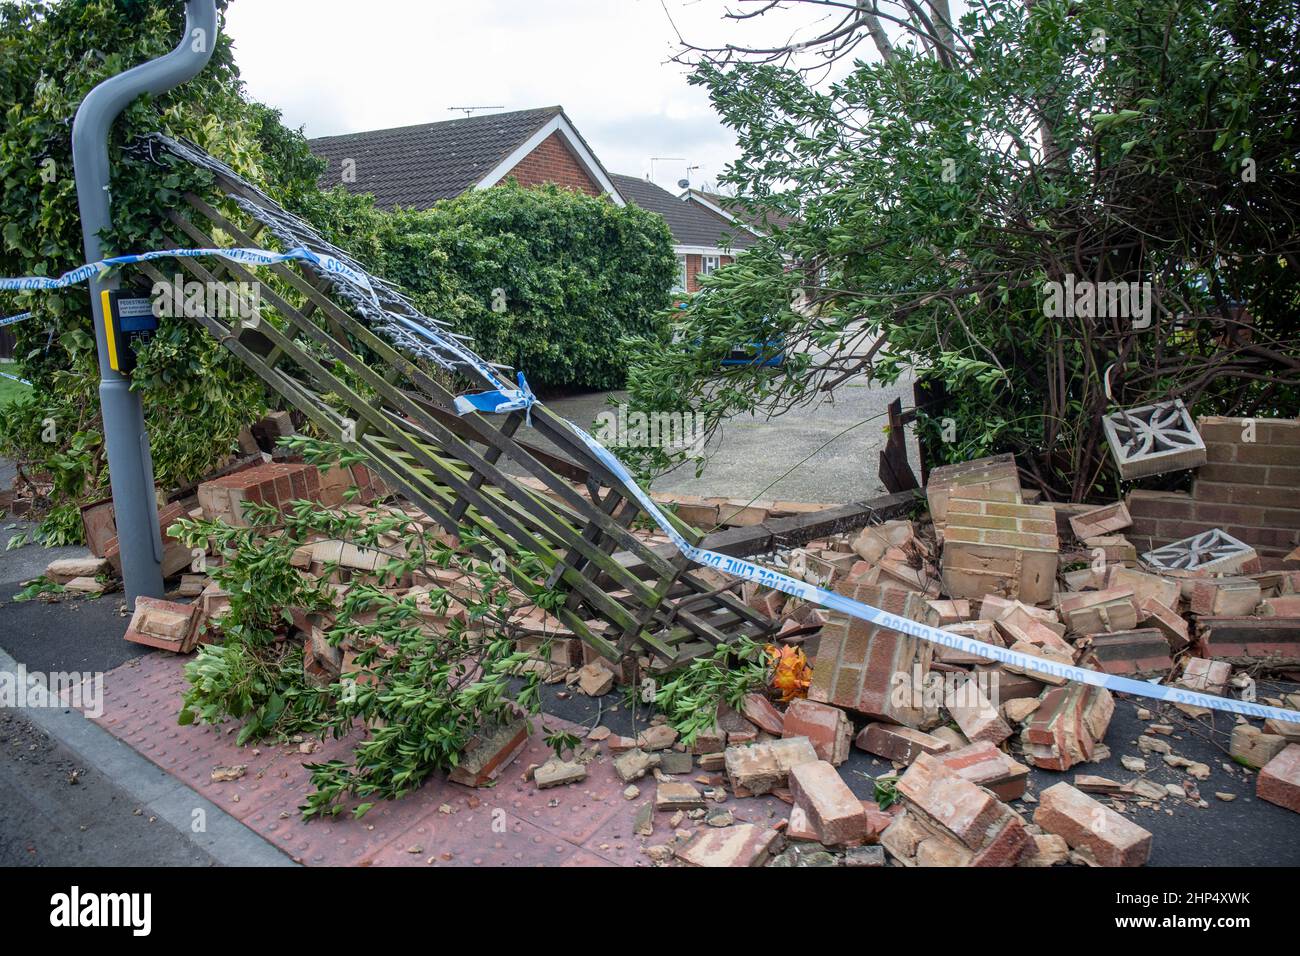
[539,372,920,504]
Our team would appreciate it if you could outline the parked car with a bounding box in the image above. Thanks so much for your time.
[671,295,786,368]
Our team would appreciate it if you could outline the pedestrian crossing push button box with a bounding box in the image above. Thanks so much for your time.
[100,289,159,374]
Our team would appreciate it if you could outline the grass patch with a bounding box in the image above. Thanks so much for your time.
[0,367,30,407]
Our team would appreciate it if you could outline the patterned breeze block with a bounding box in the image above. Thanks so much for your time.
[1103,400,1207,479]
[1141,528,1257,574]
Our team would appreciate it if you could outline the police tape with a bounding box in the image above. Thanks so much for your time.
[0,245,376,300]
[451,372,1300,725]
[0,311,33,328]
[6,243,1297,723]
[0,369,32,386]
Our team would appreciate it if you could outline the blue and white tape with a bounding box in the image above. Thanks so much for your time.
[0,311,33,328]
[453,376,1300,725]
[0,369,31,386]
[0,246,376,302]
[454,372,536,425]
[6,243,1297,723]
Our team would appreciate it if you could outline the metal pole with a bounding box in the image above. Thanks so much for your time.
[72,0,219,605]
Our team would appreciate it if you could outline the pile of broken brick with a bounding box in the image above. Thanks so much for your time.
[528,414,1300,867]
[28,411,1300,867]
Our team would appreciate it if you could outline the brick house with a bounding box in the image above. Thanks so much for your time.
[308,106,757,293]
[310,106,623,208]
[681,187,795,237]
[610,175,757,294]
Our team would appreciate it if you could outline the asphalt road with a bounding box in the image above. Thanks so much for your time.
[0,707,216,867]
[0,514,289,867]
[535,375,921,504]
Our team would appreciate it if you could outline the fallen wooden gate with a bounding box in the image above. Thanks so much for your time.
[130,134,912,671]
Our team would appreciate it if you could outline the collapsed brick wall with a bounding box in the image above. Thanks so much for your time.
[1127,417,1300,559]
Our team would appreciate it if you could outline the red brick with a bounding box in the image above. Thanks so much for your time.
[1069,501,1132,540]
[505,132,604,196]
[1126,489,1195,521]
[926,454,1020,529]
[944,674,1011,745]
[897,753,1003,847]
[1139,597,1189,650]
[1034,782,1153,866]
[1021,684,1114,771]
[995,605,1070,653]
[1179,657,1231,695]
[447,719,529,787]
[789,760,870,845]
[124,597,198,653]
[891,753,1032,866]
[198,462,322,526]
[103,501,192,577]
[1085,629,1173,676]
[937,740,1030,801]
[1190,580,1258,616]
[79,498,116,558]
[724,737,818,795]
[1267,465,1300,489]
[855,722,951,765]
[808,582,932,726]
[1235,442,1300,467]
[1262,595,1300,617]
[675,823,780,866]
[740,693,785,735]
[1199,617,1300,659]
[1196,461,1270,485]
[927,598,970,626]
[782,698,852,765]
[1196,481,1297,510]
[937,620,1005,665]
[1059,587,1139,634]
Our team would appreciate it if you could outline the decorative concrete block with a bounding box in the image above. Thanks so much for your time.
[1103,399,1207,479]
[1142,528,1257,573]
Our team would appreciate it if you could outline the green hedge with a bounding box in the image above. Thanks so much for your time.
[1,1,676,545]
[311,182,677,391]
[0,0,323,544]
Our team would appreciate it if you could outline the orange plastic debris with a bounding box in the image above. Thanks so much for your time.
[766,644,812,702]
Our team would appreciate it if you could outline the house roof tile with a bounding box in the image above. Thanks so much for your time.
[611,174,758,251]
[308,106,564,209]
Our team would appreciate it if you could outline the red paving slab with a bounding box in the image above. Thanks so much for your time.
[82,653,784,866]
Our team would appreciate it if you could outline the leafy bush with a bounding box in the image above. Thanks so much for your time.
[628,0,1300,500]
[372,182,678,391]
[1,1,678,546]
[0,0,323,543]
[652,636,771,746]
[301,181,678,391]
[168,439,567,818]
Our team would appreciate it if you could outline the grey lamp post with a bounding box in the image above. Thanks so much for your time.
[72,0,218,605]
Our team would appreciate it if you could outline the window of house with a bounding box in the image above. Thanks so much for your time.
[701,255,720,276]
[673,255,688,292]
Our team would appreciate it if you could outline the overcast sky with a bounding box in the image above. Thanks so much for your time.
[223,0,863,194]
